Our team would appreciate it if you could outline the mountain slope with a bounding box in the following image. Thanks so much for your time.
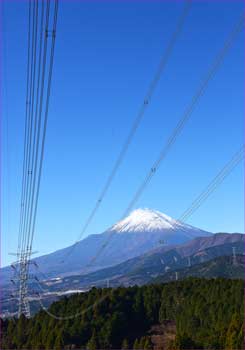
[3,279,244,349]
[152,255,245,283]
[1,233,243,317]
[1,208,212,284]
[37,233,245,290]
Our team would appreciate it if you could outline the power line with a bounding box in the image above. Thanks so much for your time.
[15,0,39,318]
[17,0,32,259]
[34,145,243,320]
[16,0,59,318]
[178,146,244,224]
[28,0,59,255]
[18,0,50,262]
[16,0,42,317]
[168,146,244,241]
[86,13,244,268]
[17,3,51,319]
[14,5,242,319]
[18,0,49,265]
[62,0,192,261]
[22,0,51,258]
[20,0,39,261]
[163,145,243,244]
[34,277,111,320]
[25,0,45,259]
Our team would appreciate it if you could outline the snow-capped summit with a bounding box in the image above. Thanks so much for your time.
[110,208,177,233]
[109,208,204,236]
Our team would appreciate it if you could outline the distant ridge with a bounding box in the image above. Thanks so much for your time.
[152,254,245,283]
[1,208,212,284]
[1,232,243,317]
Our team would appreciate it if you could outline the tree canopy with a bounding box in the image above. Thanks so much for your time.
[2,278,244,349]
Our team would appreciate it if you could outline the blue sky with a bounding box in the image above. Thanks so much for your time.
[1,0,244,267]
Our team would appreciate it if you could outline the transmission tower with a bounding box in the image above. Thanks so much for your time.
[10,250,38,317]
[232,246,237,266]
[175,271,179,281]
[18,250,31,317]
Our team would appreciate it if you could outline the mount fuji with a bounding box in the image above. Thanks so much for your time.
[1,208,212,284]
[110,208,206,236]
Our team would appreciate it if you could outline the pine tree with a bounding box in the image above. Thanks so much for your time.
[16,314,27,347]
[46,331,55,350]
[139,337,146,349]
[144,337,153,350]
[54,332,64,350]
[237,324,244,349]
[225,313,242,349]
[86,330,98,350]
[133,338,140,349]
[121,338,129,349]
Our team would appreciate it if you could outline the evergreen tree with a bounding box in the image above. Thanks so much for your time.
[54,332,64,350]
[46,331,55,350]
[139,337,145,349]
[144,337,153,350]
[86,330,98,350]
[237,324,244,349]
[16,314,27,348]
[121,338,129,349]
[225,312,242,349]
[133,338,140,349]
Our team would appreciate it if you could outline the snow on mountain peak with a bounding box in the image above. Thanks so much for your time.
[110,208,178,233]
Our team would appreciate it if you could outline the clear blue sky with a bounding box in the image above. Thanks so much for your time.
[1,0,244,267]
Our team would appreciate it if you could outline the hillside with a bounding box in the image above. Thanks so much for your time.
[2,278,244,349]
[37,233,244,289]
[1,233,243,318]
[152,255,245,283]
[1,209,212,286]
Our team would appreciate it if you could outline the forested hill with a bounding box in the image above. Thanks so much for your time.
[2,278,244,349]
[151,255,245,283]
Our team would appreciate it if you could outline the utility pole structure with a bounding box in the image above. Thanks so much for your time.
[232,246,237,266]
[10,249,37,318]
[18,249,38,317]
[188,256,191,267]
[18,250,31,318]
[175,271,178,281]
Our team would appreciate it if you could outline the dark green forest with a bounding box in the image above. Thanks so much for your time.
[2,278,244,349]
